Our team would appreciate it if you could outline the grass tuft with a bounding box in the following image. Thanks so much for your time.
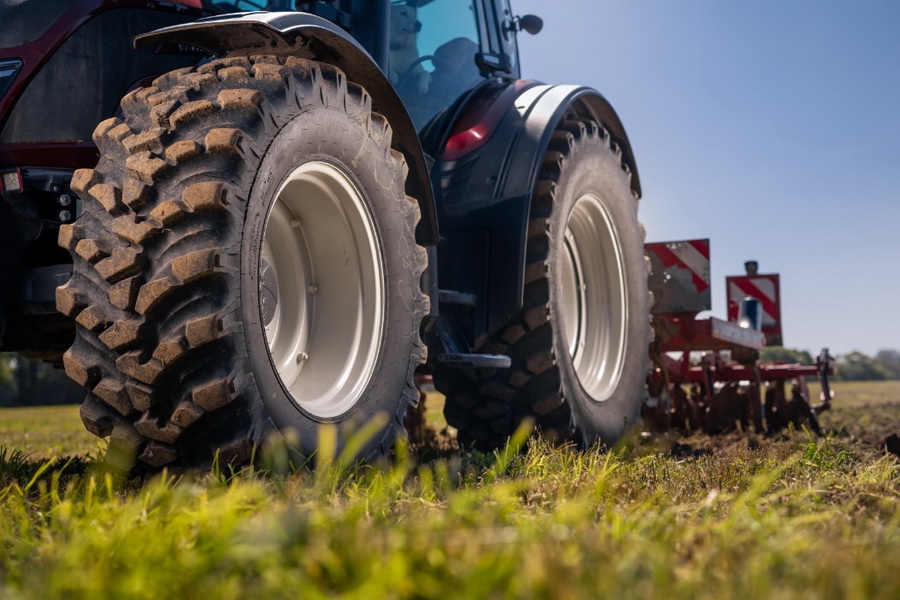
[0,381,897,598]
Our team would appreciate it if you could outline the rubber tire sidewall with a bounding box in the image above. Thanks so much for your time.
[547,137,648,447]
[240,106,419,458]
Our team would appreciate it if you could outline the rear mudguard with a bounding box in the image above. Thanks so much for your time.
[134,11,438,246]
[433,81,641,341]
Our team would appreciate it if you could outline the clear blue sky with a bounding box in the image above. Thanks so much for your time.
[514,0,900,357]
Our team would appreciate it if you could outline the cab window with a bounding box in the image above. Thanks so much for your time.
[389,0,485,129]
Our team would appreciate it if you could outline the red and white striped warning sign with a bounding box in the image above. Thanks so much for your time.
[645,239,710,293]
[645,239,711,314]
[726,273,782,345]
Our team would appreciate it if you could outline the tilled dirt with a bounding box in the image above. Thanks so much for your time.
[411,389,900,463]
[649,400,900,462]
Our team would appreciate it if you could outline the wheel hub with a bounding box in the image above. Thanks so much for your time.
[559,193,628,402]
[260,160,385,419]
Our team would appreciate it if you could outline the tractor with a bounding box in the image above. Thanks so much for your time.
[0,0,650,473]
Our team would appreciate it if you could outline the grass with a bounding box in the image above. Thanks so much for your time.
[809,379,900,409]
[809,380,900,459]
[0,405,100,460]
[0,381,897,599]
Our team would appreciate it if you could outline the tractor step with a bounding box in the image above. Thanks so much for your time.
[436,353,511,369]
[438,290,477,307]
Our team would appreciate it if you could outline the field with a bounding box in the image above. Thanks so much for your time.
[1,381,898,599]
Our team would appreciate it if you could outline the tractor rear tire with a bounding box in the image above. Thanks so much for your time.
[438,119,650,450]
[58,55,427,473]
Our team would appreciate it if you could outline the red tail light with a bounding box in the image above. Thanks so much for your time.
[441,80,536,161]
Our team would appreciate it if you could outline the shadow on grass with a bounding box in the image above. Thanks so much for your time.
[0,446,98,490]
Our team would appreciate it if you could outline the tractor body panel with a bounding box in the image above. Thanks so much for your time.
[0,0,205,352]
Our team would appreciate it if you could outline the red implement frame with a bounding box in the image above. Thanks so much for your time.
[644,239,833,435]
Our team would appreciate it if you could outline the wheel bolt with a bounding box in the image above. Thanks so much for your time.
[296,352,309,364]
[307,285,318,294]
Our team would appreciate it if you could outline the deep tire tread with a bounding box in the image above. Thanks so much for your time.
[61,55,426,473]
[438,118,645,450]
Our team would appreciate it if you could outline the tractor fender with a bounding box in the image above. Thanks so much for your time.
[434,82,640,337]
[133,11,438,246]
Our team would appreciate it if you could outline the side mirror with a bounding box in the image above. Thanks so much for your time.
[519,14,543,35]
[506,14,544,36]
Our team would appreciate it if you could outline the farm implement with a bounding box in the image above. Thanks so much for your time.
[643,239,834,436]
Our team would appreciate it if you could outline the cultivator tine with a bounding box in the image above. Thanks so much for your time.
[815,349,835,414]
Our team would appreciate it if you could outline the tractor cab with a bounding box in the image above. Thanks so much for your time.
[202,0,524,130]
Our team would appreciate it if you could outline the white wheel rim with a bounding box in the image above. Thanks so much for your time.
[559,193,628,401]
[261,161,385,419]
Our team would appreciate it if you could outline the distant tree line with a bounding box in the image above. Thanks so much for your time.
[761,347,900,382]
[0,354,85,407]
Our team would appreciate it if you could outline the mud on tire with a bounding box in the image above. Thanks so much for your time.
[437,119,650,450]
[58,56,427,473]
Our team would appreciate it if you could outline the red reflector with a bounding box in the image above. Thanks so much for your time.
[1,169,23,195]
